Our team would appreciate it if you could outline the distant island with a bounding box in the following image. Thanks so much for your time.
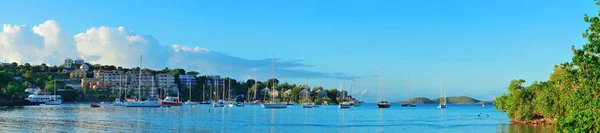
[397,96,492,104]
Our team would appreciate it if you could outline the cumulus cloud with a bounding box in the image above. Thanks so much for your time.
[0,20,77,65]
[1,20,342,80]
[74,26,170,67]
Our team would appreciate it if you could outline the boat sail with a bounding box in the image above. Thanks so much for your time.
[262,55,287,108]
[437,78,447,109]
[125,55,161,107]
[377,68,391,108]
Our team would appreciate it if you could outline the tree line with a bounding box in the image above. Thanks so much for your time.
[494,1,600,132]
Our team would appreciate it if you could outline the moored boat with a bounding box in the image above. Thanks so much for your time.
[161,97,183,106]
[377,69,391,108]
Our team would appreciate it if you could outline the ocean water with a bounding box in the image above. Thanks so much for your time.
[0,103,553,133]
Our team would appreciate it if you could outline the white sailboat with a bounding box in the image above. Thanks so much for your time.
[114,74,126,106]
[437,78,447,109]
[45,80,62,105]
[184,82,198,105]
[302,77,314,108]
[248,80,260,105]
[262,55,287,109]
[339,75,352,109]
[350,75,361,106]
[377,68,391,108]
[126,55,161,107]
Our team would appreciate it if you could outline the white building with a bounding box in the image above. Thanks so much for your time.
[156,73,177,93]
[64,58,73,69]
[127,70,157,96]
[80,64,89,72]
[179,74,196,86]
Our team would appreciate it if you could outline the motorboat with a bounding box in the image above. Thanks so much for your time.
[160,97,183,106]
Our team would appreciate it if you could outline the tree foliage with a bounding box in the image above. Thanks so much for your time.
[495,1,600,132]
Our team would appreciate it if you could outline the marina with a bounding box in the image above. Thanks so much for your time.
[0,103,526,132]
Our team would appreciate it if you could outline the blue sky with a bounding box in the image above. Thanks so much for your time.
[0,0,597,102]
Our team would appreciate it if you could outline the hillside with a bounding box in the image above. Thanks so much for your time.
[398,96,486,104]
[398,97,437,104]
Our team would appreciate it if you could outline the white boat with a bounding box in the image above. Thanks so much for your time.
[25,94,61,103]
[114,75,126,106]
[213,101,225,107]
[437,78,447,109]
[302,103,314,108]
[126,55,161,107]
[263,55,287,109]
[302,77,314,108]
[44,80,62,105]
[114,98,126,106]
[125,100,161,107]
[262,103,288,108]
[227,101,234,107]
[338,75,351,109]
[184,100,198,105]
[339,103,351,109]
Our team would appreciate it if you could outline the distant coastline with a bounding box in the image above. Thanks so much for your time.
[397,96,492,104]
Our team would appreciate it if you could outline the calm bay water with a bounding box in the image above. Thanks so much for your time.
[0,103,552,133]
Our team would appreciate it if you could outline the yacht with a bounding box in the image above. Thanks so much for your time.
[437,78,447,109]
[377,69,391,108]
[183,83,198,105]
[25,94,61,103]
[262,55,288,109]
[338,76,352,109]
[125,55,161,107]
[302,77,314,108]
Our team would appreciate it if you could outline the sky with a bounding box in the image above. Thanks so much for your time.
[0,0,597,102]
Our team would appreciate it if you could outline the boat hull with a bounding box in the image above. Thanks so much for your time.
[377,103,391,108]
[114,102,126,106]
[262,104,287,108]
[90,104,101,108]
[184,102,198,105]
[437,105,446,108]
[339,104,352,109]
[45,100,62,105]
[302,103,314,108]
[160,101,182,106]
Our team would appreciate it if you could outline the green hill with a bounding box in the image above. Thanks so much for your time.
[398,96,486,104]
[398,97,436,104]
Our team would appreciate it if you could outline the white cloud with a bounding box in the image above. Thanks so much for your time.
[0,20,76,65]
[1,20,340,80]
[74,26,170,68]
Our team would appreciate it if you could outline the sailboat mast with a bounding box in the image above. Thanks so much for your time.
[342,74,345,102]
[138,55,142,100]
[53,80,56,100]
[271,55,274,103]
[203,84,205,101]
[408,76,410,103]
[254,80,257,101]
[189,81,192,101]
[378,68,382,102]
[306,76,309,103]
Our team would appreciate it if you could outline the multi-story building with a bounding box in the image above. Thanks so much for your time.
[74,58,84,65]
[64,58,73,69]
[127,70,157,96]
[179,75,197,86]
[81,78,101,88]
[155,73,177,93]
[93,70,128,87]
[206,75,224,86]
[70,69,86,79]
